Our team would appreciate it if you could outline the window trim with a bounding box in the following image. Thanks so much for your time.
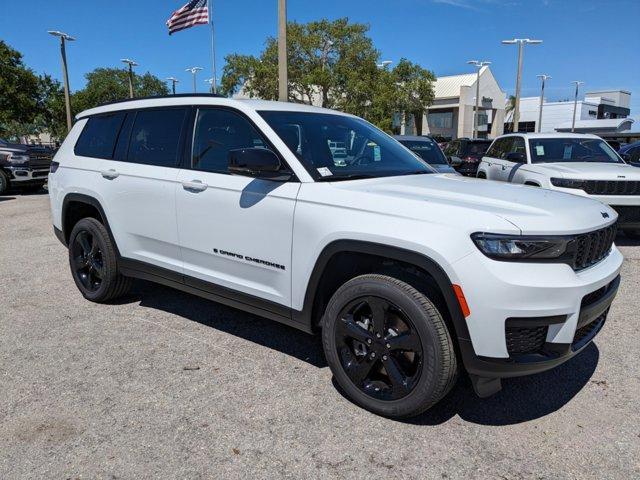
[187,105,299,181]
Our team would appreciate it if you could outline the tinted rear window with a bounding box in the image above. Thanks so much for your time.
[463,141,491,156]
[398,139,447,164]
[128,108,187,167]
[75,113,126,159]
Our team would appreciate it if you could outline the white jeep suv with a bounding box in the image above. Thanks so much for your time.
[477,133,640,239]
[49,96,622,418]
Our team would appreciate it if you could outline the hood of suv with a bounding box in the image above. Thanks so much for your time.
[331,174,616,235]
[530,162,640,180]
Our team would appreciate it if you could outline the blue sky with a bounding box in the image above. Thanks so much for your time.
[2,0,639,127]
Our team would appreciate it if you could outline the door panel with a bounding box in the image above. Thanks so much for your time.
[175,107,299,306]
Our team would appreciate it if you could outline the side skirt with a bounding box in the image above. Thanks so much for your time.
[118,258,313,334]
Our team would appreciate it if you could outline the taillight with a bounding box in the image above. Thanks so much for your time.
[50,161,60,173]
[462,156,478,163]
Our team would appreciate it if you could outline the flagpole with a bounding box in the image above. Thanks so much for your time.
[208,0,217,94]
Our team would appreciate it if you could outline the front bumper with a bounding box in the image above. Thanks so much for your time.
[4,166,49,183]
[452,245,623,379]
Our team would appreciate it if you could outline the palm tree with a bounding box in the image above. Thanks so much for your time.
[505,95,516,132]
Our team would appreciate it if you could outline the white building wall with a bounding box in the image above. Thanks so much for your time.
[517,97,599,132]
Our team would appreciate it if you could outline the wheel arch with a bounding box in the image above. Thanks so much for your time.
[293,240,471,344]
[61,193,118,255]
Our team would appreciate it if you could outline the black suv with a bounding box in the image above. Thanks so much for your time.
[443,139,492,176]
[0,138,53,194]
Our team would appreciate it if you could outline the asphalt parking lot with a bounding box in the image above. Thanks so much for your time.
[1,192,639,479]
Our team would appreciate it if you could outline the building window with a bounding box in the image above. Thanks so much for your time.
[427,112,453,129]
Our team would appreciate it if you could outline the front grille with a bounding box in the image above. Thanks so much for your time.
[583,180,640,196]
[572,311,607,350]
[611,206,640,224]
[506,325,548,355]
[572,223,617,271]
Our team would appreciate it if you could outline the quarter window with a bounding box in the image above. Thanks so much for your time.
[74,112,126,159]
[127,108,187,167]
[191,108,270,174]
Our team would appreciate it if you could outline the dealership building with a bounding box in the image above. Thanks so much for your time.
[401,66,507,140]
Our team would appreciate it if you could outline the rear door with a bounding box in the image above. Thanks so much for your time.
[482,138,508,180]
[175,107,299,307]
[84,107,188,272]
[495,136,527,182]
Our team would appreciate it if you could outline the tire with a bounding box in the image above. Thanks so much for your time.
[624,229,640,240]
[322,274,458,418]
[477,172,486,179]
[0,171,9,195]
[68,218,132,302]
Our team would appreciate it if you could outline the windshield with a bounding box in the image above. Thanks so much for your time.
[259,111,433,180]
[398,139,448,164]
[528,138,624,164]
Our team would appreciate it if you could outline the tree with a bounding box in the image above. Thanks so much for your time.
[221,19,435,132]
[72,68,169,113]
[0,41,40,136]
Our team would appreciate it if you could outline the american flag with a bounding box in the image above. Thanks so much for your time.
[166,0,210,35]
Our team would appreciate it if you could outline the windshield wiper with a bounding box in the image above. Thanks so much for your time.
[316,173,377,182]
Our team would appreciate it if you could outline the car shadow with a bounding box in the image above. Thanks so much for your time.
[0,195,16,202]
[615,234,640,247]
[118,280,598,425]
[122,280,327,368]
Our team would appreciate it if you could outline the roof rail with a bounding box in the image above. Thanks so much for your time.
[96,93,226,108]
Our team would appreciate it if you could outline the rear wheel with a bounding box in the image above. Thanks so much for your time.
[0,171,9,195]
[68,218,132,302]
[322,274,457,418]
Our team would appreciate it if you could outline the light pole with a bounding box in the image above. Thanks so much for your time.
[278,0,288,101]
[502,38,542,132]
[166,77,179,95]
[536,74,551,132]
[121,59,138,98]
[185,67,203,93]
[467,60,491,139]
[571,80,585,133]
[377,60,393,69]
[47,30,75,133]
[204,78,215,93]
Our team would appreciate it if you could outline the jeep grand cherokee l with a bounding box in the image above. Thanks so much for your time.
[48,95,622,418]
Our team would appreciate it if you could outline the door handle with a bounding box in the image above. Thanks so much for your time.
[101,169,119,180]
[182,180,208,192]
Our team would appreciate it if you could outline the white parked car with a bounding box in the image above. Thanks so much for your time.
[477,133,640,239]
[49,96,622,418]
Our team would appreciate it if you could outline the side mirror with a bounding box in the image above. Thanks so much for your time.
[228,148,290,180]
[505,152,526,163]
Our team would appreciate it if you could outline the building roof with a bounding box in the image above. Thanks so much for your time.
[433,66,489,98]
[555,118,635,132]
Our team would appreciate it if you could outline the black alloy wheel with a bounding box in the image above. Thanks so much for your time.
[70,230,105,292]
[335,296,423,400]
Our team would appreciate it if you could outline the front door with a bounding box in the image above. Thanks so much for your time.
[175,107,300,307]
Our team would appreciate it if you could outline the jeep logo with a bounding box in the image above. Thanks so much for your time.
[601,212,610,218]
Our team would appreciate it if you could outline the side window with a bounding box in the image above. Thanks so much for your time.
[630,147,640,163]
[74,112,126,159]
[128,108,187,167]
[444,141,459,156]
[508,137,527,162]
[485,139,503,158]
[191,108,273,174]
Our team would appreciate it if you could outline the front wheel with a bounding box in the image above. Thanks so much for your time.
[0,171,9,195]
[322,274,458,418]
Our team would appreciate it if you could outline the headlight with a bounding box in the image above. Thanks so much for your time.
[550,177,586,190]
[1,152,30,165]
[471,232,570,260]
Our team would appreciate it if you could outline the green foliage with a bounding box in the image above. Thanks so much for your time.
[221,18,435,132]
[72,68,169,113]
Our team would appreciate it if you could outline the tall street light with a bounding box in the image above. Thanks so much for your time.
[377,60,393,69]
[186,67,203,93]
[121,59,138,98]
[467,60,491,139]
[502,38,542,132]
[204,78,215,93]
[536,74,551,132]
[278,0,288,101]
[47,30,75,133]
[166,77,179,95]
[571,80,585,133]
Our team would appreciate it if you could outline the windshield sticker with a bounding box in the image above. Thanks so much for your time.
[535,145,545,156]
[317,167,333,177]
[373,145,381,162]
[563,145,573,160]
